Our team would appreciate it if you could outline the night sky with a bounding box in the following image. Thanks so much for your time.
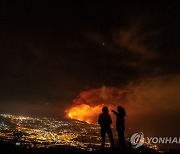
[0,1,180,136]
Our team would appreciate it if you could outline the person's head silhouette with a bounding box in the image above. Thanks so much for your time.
[102,106,109,114]
[117,106,126,116]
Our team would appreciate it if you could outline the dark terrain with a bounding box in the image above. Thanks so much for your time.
[0,140,179,154]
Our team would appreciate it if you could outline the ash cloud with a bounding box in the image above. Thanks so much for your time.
[69,75,180,136]
[72,86,131,106]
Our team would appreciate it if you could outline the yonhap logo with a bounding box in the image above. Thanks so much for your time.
[130,132,180,149]
[130,132,145,148]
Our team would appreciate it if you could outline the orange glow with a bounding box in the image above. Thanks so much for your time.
[67,104,115,124]
[68,113,72,118]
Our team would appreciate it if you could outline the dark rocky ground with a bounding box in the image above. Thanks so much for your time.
[0,141,179,154]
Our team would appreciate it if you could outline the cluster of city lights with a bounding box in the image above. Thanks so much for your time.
[0,114,159,151]
[0,114,103,151]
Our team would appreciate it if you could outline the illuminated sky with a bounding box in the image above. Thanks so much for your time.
[0,1,180,136]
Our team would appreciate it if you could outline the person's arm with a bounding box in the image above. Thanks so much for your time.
[112,110,118,117]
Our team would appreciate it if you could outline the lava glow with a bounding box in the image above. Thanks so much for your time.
[66,87,127,123]
[67,104,114,124]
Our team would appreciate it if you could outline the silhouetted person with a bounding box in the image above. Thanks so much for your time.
[98,106,114,149]
[112,106,126,149]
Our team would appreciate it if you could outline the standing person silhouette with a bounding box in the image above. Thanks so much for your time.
[112,106,126,149]
[98,106,114,149]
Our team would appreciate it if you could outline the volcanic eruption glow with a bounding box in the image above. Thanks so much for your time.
[66,86,130,123]
[67,103,119,124]
[67,104,104,123]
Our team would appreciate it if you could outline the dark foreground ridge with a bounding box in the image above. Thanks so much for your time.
[0,141,179,154]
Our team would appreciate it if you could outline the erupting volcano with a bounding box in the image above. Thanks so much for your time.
[67,104,115,123]
[66,87,129,123]
[67,104,103,123]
